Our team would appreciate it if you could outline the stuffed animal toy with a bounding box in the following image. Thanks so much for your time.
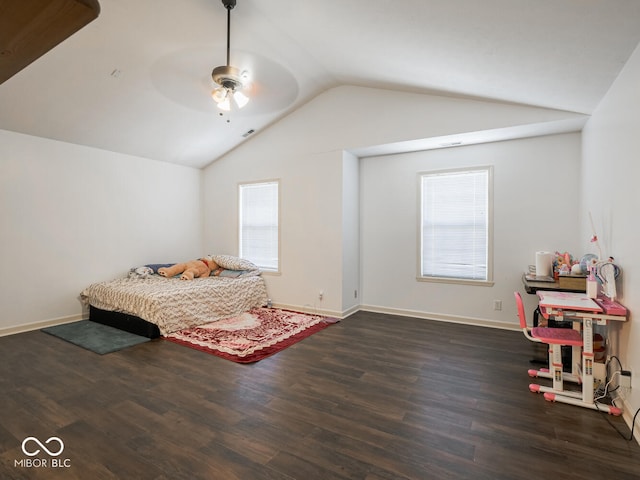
[128,266,154,279]
[158,256,219,280]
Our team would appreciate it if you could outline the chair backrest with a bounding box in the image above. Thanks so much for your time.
[514,291,528,329]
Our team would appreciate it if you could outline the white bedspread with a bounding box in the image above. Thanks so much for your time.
[80,275,268,335]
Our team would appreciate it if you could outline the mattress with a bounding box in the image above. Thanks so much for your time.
[80,274,268,336]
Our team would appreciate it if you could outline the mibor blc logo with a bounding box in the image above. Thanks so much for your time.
[14,436,71,469]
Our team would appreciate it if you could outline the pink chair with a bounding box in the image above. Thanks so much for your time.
[514,291,583,397]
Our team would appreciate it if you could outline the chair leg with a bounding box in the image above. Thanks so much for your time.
[529,383,583,398]
[528,343,582,398]
[527,368,581,384]
[528,339,583,384]
[550,344,564,392]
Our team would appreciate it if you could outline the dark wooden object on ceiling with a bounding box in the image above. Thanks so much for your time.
[0,0,100,85]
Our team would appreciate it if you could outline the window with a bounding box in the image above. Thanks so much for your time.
[419,167,492,283]
[239,180,279,272]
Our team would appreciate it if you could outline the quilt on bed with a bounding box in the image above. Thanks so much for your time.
[80,275,268,336]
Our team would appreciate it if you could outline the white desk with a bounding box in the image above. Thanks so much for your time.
[537,291,628,415]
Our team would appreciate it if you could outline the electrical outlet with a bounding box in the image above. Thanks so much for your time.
[493,300,502,311]
[621,370,632,388]
[318,290,324,301]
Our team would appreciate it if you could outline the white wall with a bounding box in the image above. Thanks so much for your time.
[582,41,640,431]
[0,130,203,334]
[203,143,346,315]
[341,150,360,314]
[360,133,582,326]
[203,85,585,316]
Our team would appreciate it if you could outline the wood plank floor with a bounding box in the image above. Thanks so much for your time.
[1,310,639,479]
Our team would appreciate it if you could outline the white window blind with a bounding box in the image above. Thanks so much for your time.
[420,168,491,281]
[239,181,279,272]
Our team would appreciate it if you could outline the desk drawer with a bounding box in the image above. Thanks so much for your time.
[558,275,586,291]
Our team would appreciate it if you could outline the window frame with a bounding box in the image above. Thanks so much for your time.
[417,166,494,286]
[238,179,281,274]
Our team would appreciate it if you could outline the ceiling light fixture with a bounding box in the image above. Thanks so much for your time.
[211,0,249,111]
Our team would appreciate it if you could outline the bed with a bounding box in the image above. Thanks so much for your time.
[80,255,269,338]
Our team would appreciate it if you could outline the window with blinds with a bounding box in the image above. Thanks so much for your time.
[419,167,492,283]
[239,180,279,272]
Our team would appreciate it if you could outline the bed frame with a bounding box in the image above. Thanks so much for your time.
[90,306,161,338]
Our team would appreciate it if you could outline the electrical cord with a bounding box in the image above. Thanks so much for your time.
[629,408,640,442]
[595,356,640,442]
[606,355,623,395]
[594,371,620,402]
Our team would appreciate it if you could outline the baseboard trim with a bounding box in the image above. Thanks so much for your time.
[272,303,346,319]
[273,302,518,330]
[273,303,520,331]
[359,304,519,331]
[341,304,360,318]
[619,397,640,447]
[0,314,85,337]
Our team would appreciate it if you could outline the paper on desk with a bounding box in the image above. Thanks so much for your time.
[537,291,601,312]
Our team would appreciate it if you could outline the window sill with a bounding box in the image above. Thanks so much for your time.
[417,276,494,287]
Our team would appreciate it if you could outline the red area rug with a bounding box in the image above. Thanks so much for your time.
[164,307,339,363]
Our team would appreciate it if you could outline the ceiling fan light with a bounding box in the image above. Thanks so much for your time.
[211,87,227,103]
[233,90,249,108]
[218,96,232,111]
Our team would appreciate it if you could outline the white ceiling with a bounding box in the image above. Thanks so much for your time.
[2,0,640,168]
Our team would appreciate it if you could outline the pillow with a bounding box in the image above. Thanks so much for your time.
[209,255,260,276]
[145,263,175,273]
[216,269,248,278]
[128,266,154,279]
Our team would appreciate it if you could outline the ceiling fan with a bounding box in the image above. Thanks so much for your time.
[211,0,250,111]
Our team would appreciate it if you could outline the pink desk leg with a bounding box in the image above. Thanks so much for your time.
[551,343,563,392]
[544,316,622,415]
[582,318,594,405]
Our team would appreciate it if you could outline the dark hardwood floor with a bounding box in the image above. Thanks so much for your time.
[1,310,639,479]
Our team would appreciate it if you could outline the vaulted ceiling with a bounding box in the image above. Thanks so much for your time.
[2,0,640,168]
